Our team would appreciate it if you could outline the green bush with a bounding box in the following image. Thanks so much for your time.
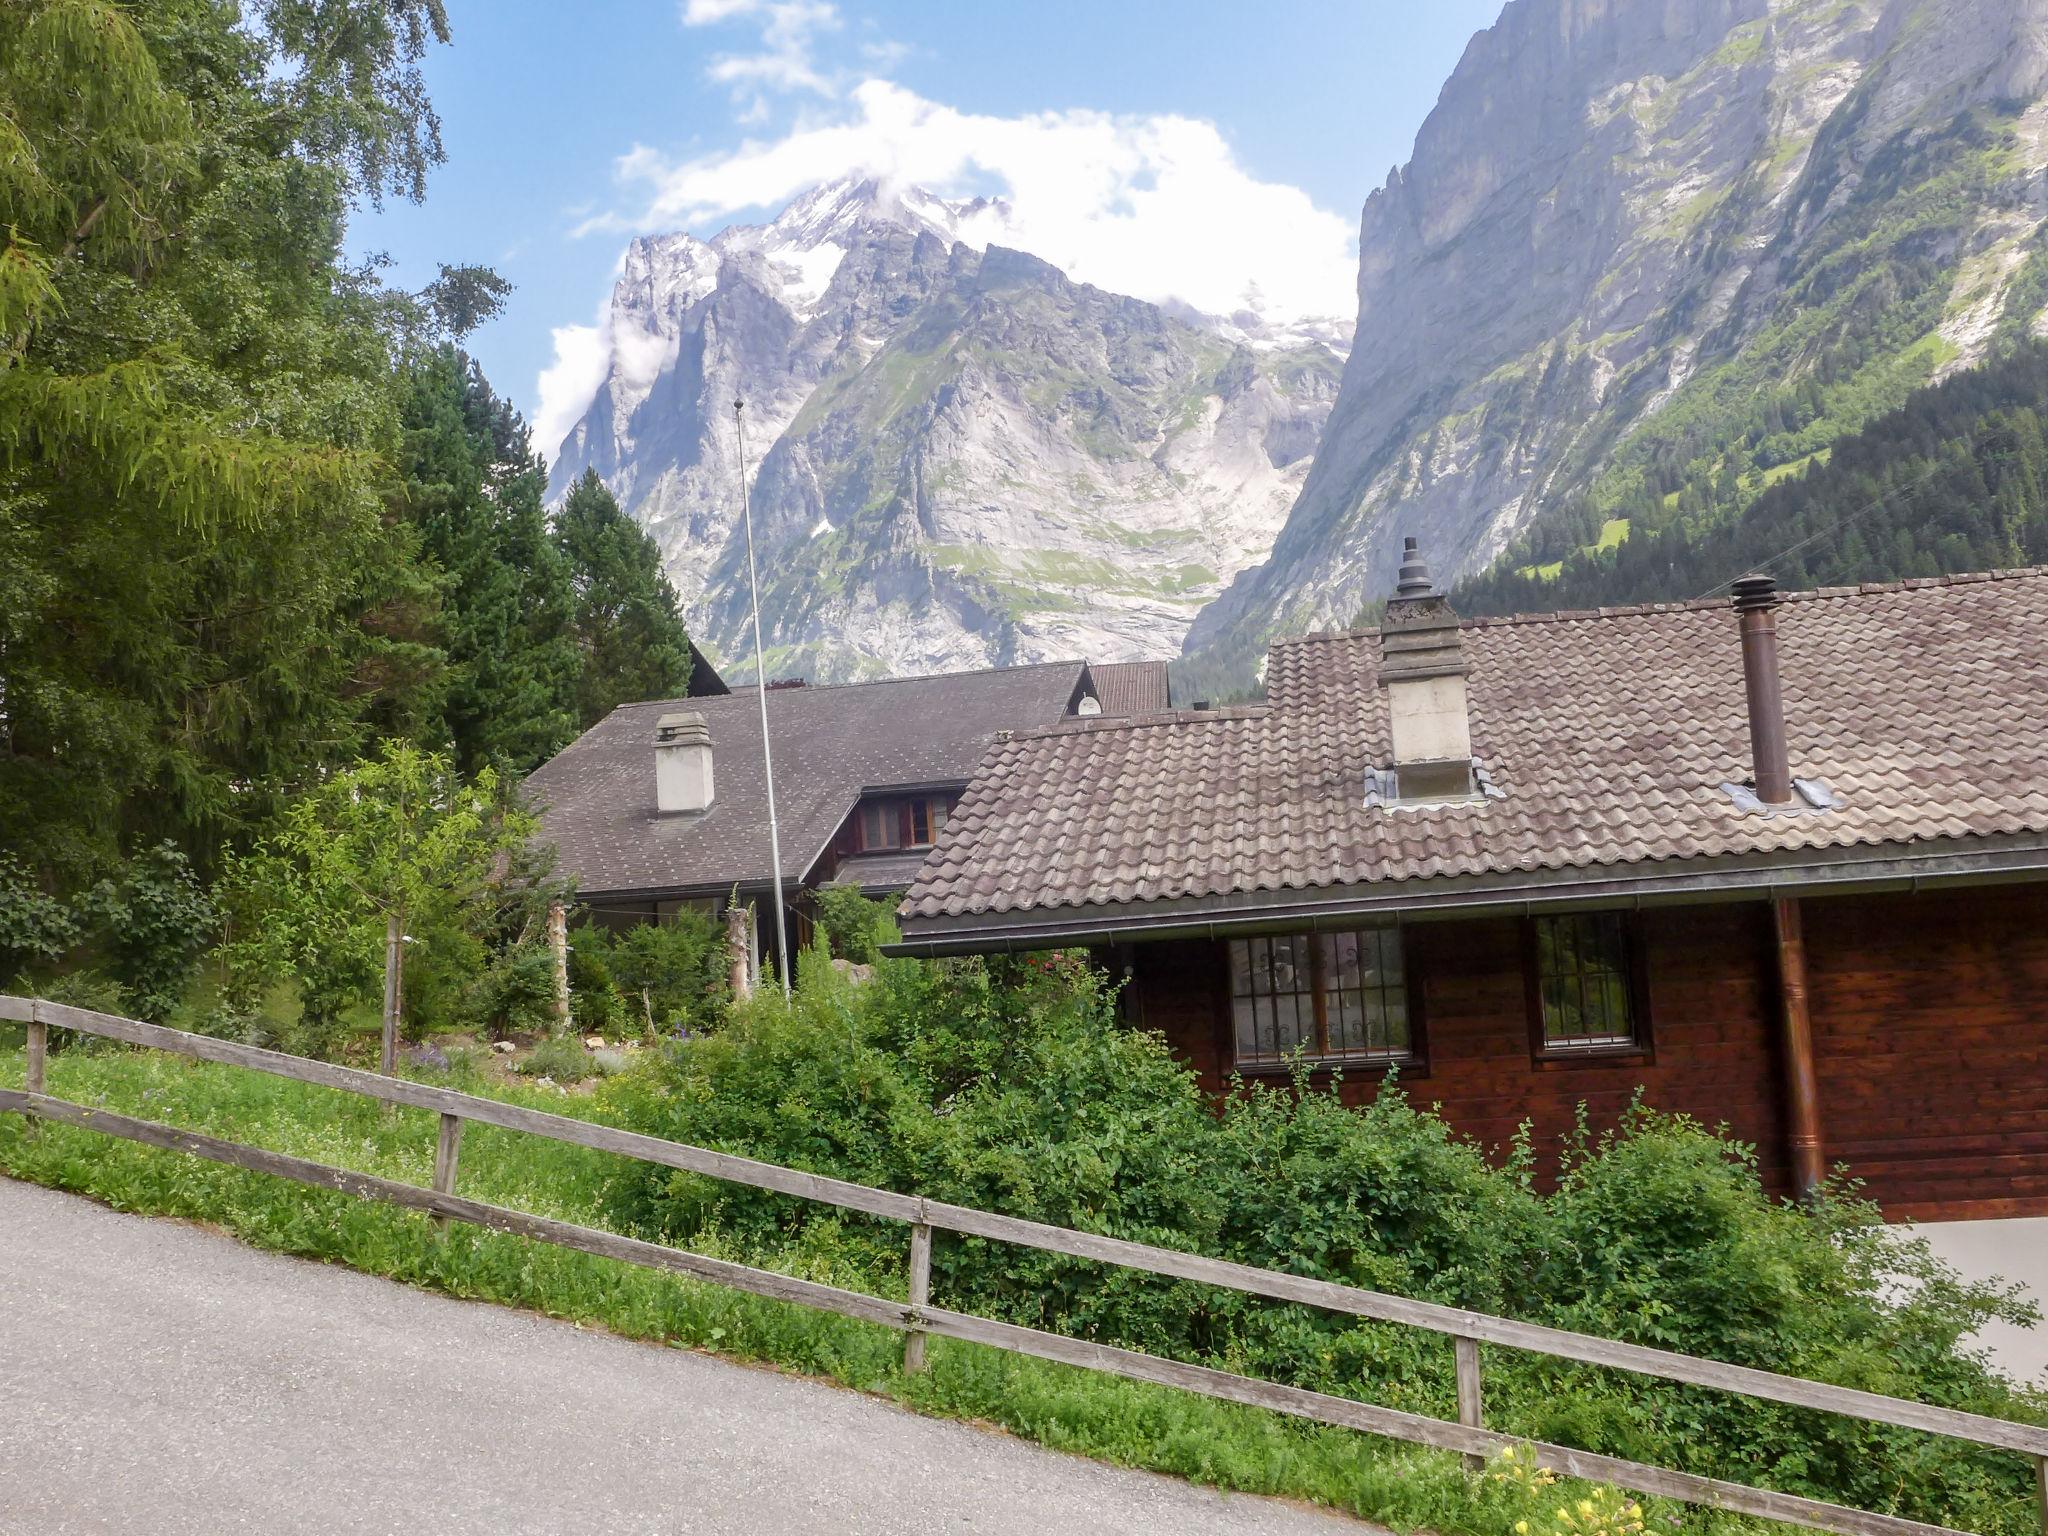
[0,854,81,981]
[461,943,559,1040]
[79,843,218,1022]
[570,909,725,1037]
[813,883,899,965]
[517,1031,594,1083]
[603,944,2047,1532]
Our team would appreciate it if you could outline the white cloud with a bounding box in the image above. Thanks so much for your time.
[591,80,1358,329]
[533,307,611,463]
[683,0,843,99]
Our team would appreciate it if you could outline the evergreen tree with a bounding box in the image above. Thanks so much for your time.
[555,469,694,726]
[1457,341,2048,616]
[400,348,579,775]
[0,0,458,883]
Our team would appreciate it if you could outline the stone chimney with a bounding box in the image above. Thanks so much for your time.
[1731,575,1792,805]
[654,711,714,815]
[1378,537,1474,800]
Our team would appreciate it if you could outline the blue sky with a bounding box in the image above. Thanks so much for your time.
[351,0,1505,455]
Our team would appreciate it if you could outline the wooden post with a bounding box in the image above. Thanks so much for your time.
[380,912,401,1079]
[432,1112,464,1234]
[548,901,571,1033]
[2034,1454,2046,1536]
[904,1221,933,1374]
[726,902,754,1002]
[1454,1334,1484,1472]
[1772,897,1825,1201]
[24,1011,45,1131]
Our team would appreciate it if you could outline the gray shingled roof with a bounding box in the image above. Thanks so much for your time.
[1086,660,1172,717]
[530,662,1088,897]
[898,571,2048,940]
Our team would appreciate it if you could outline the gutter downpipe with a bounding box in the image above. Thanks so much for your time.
[1772,892,1826,1203]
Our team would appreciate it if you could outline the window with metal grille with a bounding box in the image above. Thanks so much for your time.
[1530,912,1644,1052]
[1227,929,1412,1068]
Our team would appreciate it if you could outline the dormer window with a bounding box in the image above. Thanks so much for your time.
[858,794,953,851]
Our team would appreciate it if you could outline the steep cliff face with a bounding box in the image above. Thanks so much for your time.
[548,180,1342,680]
[1184,0,2048,687]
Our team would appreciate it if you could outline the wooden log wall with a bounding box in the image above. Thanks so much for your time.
[1125,883,2048,1220]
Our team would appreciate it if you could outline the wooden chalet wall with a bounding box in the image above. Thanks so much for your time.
[1122,884,2048,1220]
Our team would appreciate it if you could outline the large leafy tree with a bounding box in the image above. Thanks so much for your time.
[400,347,579,775]
[555,467,694,727]
[0,0,462,884]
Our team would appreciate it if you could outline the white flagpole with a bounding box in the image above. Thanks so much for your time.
[733,398,792,998]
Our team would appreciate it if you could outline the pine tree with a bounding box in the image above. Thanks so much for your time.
[0,1,457,882]
[555,469,695,726]
[400,348,580,776]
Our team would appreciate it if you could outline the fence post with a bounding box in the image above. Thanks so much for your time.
[24,1009,46,1131]
[904,1217,933,1375]
[1455,1334,1484,1473]
[432,1112,464,1234]
[2034,1454,2046,1536]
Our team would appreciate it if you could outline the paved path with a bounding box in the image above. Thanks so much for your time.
[0,1178,1369,1535]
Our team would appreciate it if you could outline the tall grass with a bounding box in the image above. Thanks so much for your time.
[0,1040,1553,1534]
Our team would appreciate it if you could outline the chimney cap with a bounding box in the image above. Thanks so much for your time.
[1731,573,1781,613]
[1395,536,1436,598]
[655,711,712,744]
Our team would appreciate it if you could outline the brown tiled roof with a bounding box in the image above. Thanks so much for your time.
[899,571,2048,933]
[1085,660,1172,717]
[529,662,1087,897]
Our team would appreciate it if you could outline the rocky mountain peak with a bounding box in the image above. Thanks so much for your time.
[548,180,1344,681]
[1180,0,2048,690]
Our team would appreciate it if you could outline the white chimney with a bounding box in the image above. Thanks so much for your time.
[1378,537,1474,801]
[654,711,714,815]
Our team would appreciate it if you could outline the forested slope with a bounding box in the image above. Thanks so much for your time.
[1455,341,2048,615]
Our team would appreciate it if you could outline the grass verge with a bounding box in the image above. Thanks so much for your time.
[0,1040,1779,1535]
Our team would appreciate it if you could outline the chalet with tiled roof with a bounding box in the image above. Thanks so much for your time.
[528,655,1165,971]
[893,550,2048,1222]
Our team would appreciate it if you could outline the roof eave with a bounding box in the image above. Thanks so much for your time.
[883,834,2048,956]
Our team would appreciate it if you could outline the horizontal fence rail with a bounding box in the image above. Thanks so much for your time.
[4,995,2044,1536]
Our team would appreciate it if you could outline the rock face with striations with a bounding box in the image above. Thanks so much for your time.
[548,179,1343,681]
[1183,0,2048,688]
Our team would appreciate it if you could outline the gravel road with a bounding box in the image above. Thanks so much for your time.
[0,1176,1373,1535]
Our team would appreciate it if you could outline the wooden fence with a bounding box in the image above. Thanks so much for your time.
[4,995,2044,1536]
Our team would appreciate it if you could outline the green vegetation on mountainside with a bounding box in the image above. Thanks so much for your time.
[1464,103,2044,615]
[1457,339,2048,615]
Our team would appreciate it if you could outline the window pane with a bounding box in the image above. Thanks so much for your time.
[1233,998,1261,1060]
[1541,974,1581,1039]
[1270,992,1305,1054]
[1229,939,1253,999]
[1596,973,1633,1040]
[910,801,931,844]
[1328,932,1361,989]
[1331,988,1364,1054]
[1535,915,1639,1048]
[929,799,950,836]
[1249,938,1273,996]
[1370,928,1404,986]
[1381,996,1411,1055]
[1271,934,1308,997]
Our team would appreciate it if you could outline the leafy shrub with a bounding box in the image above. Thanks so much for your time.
[517,1032,593,1084]
[461,943,558,1040]
[813,883,899,965]
[603,943,2048,1531]
[572,910,725,1037]
[0,854,81,980]
[79,843,217,1022]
